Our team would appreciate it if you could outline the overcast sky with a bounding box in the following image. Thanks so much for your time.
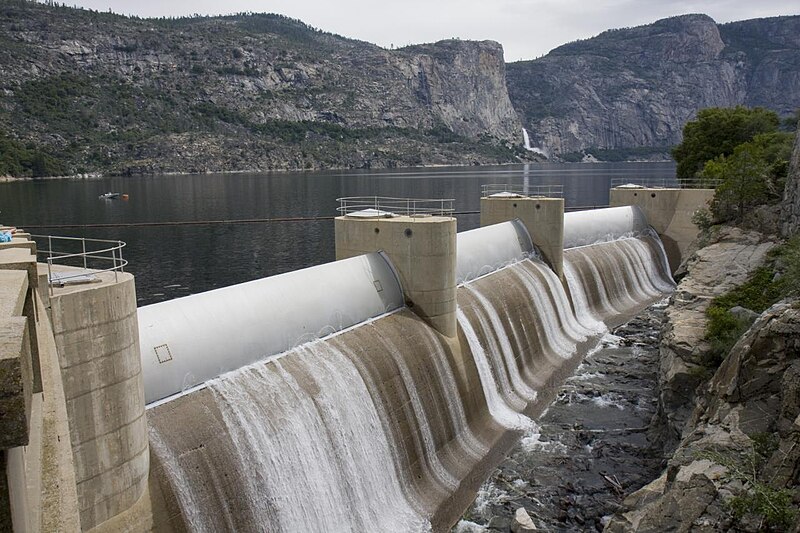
[64,0,798,61]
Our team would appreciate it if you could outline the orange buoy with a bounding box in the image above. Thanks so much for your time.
[122,194,129,200]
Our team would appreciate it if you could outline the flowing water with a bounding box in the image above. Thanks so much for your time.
[147,231,675,532]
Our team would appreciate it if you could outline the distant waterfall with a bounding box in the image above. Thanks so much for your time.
[147,236,675,532]
[521,128,548,157]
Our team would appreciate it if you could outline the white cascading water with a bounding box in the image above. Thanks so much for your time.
[526,261,606,337]
[415,326,489,460]
[372,334,461,493]
[464,284,540,403]
[201,341,430,533]
[456,259,607,432]
[521,128,548,157]
[148,230,677,533]
[564,235,675,322]
[457,307,535,431]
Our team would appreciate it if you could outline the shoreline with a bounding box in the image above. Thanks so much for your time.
[0,159,675,183]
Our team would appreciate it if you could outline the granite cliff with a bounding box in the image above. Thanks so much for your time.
[783,120,800,236]
[507,14,800,158]
[0,1,525,175]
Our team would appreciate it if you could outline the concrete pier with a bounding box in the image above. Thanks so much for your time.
[480,196,565,278]
[48,269,147,530]
[335,214,458,337]
[610,187,714,271]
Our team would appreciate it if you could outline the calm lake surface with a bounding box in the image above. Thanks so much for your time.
[0,162,676,305]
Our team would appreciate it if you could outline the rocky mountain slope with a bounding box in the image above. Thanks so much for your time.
[507,14,800,158]
[783,120,800,236]
[608,132,800,531]
[0,1,526,175]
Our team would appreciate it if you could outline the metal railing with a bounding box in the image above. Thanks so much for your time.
[32,235,127,294]
[565,204,611,212]
[481,184,564,198]
[610,177,721,189]
[336,196,455,217]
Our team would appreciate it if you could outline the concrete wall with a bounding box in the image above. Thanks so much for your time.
[49,272,147,530]
[610,188,714,271]
[0,268,34,533]
[480,197,564,279]
[335,215,458,337]
[0,248,42,393]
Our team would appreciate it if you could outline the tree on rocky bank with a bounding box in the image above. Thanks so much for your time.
[672,106,781,180]
[673,106,794,223]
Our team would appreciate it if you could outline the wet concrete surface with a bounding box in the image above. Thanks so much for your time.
[454,300,668,532]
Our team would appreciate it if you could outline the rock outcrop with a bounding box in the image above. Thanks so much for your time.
[654,227,778,452]
[782,120,800,237]
[0,2,525,174]
[507,14,800,157]
[608,299,800,532]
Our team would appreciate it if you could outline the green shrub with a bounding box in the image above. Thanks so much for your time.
[704,237,800,367]
[673,106,781,180]
[700,441,797,531]
[705,266,783,366]
[691,208,713,231]
[0,131,66,177]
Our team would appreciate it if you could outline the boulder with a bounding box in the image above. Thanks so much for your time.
[511,507,537,533]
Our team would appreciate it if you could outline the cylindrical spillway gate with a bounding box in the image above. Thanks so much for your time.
[138,252,404,404]
[563,205,649,249]
[456,219,535,284]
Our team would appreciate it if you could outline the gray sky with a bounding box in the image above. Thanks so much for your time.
[64,0,798,61]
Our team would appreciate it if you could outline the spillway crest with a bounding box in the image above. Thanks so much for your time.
[146,230,675,532]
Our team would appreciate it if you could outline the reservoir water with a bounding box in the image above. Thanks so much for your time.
[0,162,675,305]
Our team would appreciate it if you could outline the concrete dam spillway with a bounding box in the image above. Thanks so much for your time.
[137,206,676,532]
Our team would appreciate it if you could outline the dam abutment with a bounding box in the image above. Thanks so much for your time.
[335,214,458,337]
[479,196,565,279]
[610,187,714,271]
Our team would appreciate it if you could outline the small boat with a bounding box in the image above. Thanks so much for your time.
[99,192,121,199]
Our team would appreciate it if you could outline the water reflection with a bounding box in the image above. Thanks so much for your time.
[0,162,675,305]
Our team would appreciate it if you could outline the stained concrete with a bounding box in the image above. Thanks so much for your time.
[335,215,458,337]
[1,269,81,532]
[0,271,27,318]
[610,188,714,272]
[48,268,147,531]
[480,197,565,279]
[0,248,42,394]
[0,318,32,449]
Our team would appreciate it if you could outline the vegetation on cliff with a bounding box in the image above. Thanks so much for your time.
[672,106,784,179]
[0,130,64,177]
[704,236,800,366]
[0,1,526,176]
[673,107,794,225]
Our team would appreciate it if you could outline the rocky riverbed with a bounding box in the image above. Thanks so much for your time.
[453,301,670,532]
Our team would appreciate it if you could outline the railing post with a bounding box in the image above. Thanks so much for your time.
[82,238,87,270]
[47,257,53,296]
[119,241,125,273]
[112,246,118,283]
